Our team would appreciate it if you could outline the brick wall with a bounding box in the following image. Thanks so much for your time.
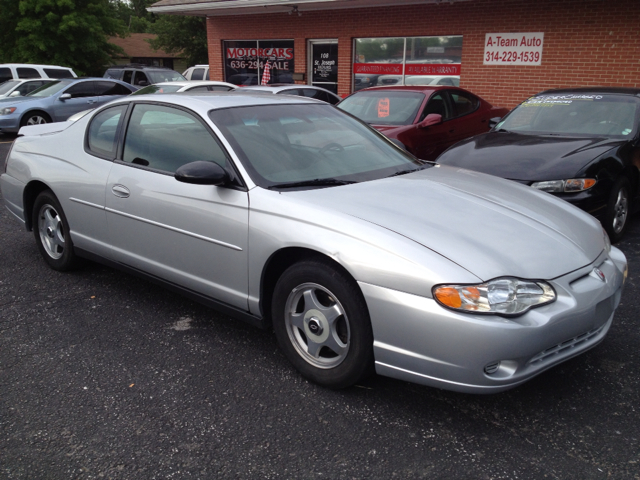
[207,0,640,109]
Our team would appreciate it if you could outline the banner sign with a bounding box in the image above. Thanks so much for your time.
[483,33,544,65]
[353,64,461,76]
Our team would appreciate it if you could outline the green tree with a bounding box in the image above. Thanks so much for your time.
[1,0,127,76]
[149,15,208,66]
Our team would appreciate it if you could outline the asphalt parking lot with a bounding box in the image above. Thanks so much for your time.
[1,134,639,480]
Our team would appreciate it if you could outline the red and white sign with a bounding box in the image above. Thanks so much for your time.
[483,33,544,65]
[353,63,461,76]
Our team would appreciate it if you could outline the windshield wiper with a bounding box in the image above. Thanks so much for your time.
[494,128,510,133]
[267,178,357,190]
[387,162,433,178]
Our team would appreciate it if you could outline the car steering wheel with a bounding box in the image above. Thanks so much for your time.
[319,143,345,156]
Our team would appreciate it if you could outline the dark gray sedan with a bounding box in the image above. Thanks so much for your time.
[0,78,136,133]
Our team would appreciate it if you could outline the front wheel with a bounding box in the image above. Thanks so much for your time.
[603,177,631,243]
[21,112,51,127]
[32,190,78,271]
[272,259,374,389]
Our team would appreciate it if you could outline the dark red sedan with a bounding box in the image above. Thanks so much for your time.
[338,86,509,161]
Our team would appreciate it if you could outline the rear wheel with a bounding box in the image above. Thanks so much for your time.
[32,190,78,271]
[272,259,374,389]
[21,111,51,127]
[603,177,631,243]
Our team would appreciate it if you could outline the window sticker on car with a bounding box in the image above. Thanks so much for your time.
[524,94,604,106]
[378,98,390,117]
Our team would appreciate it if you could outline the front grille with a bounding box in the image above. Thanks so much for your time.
[528,325,605,365]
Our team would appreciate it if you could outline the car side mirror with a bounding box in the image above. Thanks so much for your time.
[175,161,229,186]
[488,117,502,128]
[59,93,71,100]
[418,113,443,129]
[137,81,149,87]
[9,91,21,97]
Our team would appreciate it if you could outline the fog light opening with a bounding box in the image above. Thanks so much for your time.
[484,360,519,378]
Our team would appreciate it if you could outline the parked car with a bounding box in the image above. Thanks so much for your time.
[131,80,237,95]
[338,86,509,160]
[0,93,627,393]
[104,64,185,87]
[0,63,76,83]
[0,78,136,133]
[236,84,342,105]
[182,64,210,81]
[437,87,640,242]
[0,79,53,99]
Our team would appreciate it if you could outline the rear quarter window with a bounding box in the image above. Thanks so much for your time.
[0,67,12,83]
[43,68,74,78]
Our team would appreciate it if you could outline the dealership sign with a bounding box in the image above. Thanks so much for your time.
[483,33,544,65]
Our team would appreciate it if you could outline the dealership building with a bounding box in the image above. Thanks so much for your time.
[147,0,640,108]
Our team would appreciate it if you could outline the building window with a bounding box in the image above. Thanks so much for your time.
[224,40,295,86]
[353,36,462,91]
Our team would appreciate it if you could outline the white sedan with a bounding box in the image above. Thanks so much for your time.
[0,93,628,392]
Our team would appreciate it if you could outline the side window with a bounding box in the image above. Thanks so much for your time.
[17,68,40,79]
[186,86,209,93]
[421,93,451,121]
[64,82,96,98]
[95,81,132,96]
[437,78,456,86]
[205,69,210,80]
[0,68,12,83]
[44,68,74,78]
[122,70,133,84]
[105,69,120,79]
[122,104,229,173]
[133,72,149,86]
[450,91,480,117]
[87,105,126,158]
[191,68,205,81]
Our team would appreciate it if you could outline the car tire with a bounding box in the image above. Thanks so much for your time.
[21,111,51,127]
[603,177,631,243]
[32,190,78,271]
[272,259,374,389]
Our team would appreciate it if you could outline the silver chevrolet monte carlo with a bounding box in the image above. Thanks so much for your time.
[0,93,628,393]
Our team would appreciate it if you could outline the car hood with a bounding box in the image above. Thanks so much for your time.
[290,165,603,280]
[437,132,625,181]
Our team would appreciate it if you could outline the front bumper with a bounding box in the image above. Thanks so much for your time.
[0,113,22,133]
[361,247,627,393]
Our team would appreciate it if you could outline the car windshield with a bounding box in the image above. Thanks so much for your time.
[0,80,20,95]
[498,94,640,137]
[147,71,187,83]
[27,81,68,97]
[132,84,183,95]
[209,103,425,189]
[338,91,425,125]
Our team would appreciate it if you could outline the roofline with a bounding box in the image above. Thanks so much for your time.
[147,0,471,17]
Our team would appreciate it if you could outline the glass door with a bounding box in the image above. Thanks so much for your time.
[308,40,338,94]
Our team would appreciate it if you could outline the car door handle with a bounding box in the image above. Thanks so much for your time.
[112,185,130,198]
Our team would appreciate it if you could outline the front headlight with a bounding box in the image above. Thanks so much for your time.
[0,107,17,115]
[433,277,556,316]
[531,178,596,193]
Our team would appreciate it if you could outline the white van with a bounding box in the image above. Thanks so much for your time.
[182,65,210,81]
[0,64,77,83]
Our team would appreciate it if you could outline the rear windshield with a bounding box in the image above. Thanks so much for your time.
[147,71,186,83]
[499,94,640,137]
[338,91,425,125]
